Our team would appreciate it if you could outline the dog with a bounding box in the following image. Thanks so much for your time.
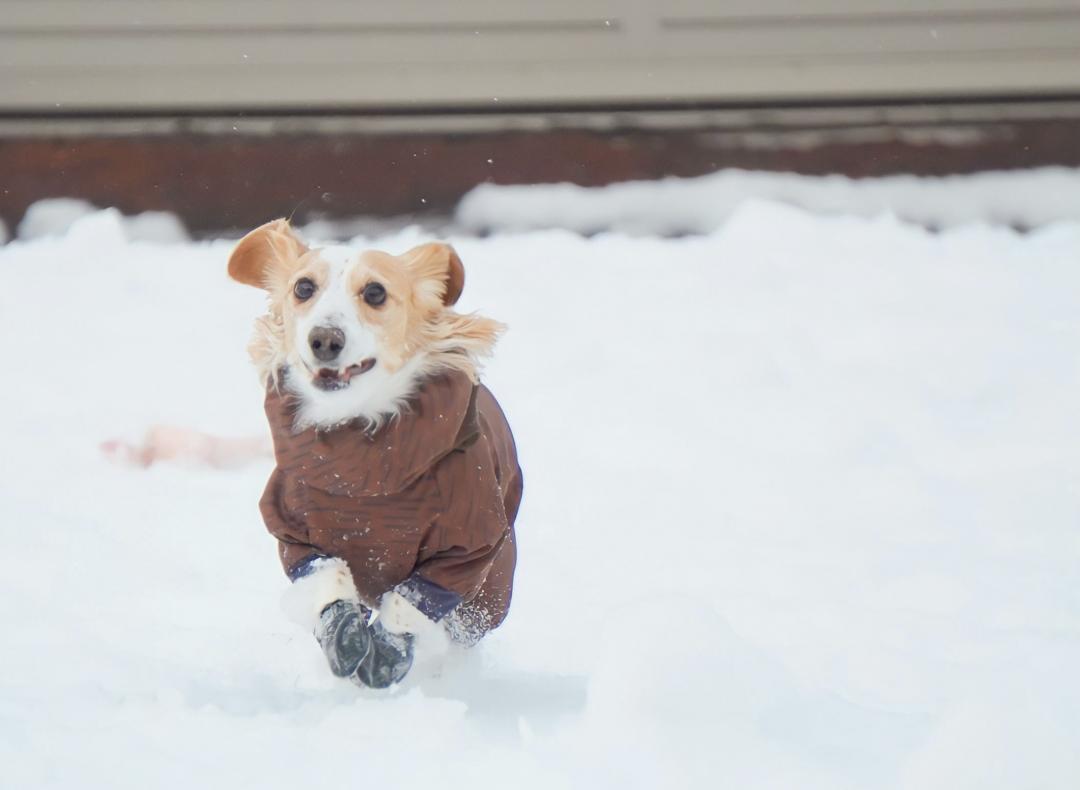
[226,219,522,688]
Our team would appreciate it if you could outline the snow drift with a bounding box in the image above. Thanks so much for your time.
[457,166,1080,235]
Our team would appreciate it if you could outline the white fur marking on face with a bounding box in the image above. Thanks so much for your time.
[284,245,429,430]
[293,247,379,374]
[287,352,429,431]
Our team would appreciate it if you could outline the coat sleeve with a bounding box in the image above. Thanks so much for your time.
[397,444,514,621]
[259,468,324,580]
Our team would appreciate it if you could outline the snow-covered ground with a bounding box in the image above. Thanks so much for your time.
[2,197,1079,789]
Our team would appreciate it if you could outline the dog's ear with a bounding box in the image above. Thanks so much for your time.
[403,242,465,308]
[228,219,308,289]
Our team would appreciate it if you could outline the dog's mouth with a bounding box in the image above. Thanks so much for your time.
[311,358,376,391]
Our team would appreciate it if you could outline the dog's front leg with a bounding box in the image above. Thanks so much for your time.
[282,557,414,688]
[377,590,435,635]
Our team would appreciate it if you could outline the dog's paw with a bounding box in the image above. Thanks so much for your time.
[378,591,433,635]
[281,557,360,630]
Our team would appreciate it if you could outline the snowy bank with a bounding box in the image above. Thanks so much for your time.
[457,167,1080,235]
[16,197,189,243]
[2,203,1079,788]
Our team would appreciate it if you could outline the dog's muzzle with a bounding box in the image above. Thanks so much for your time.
[311,359,377,391]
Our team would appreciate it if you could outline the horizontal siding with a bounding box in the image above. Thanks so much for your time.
[5,0,1080,30]
[0,1,623,31]
[1,0,1079,110]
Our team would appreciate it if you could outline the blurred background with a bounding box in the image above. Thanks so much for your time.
[2,0,1079,238]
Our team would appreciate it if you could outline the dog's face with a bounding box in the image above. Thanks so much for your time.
[228,219,486,427]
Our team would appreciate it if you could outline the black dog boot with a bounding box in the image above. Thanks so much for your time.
[315,600,373,678]
[315,600,415,688]
[355,623,415,689]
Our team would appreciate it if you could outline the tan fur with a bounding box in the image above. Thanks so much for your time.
[402,242,466,306]
[226,220,502,392]
[228,218,308,289]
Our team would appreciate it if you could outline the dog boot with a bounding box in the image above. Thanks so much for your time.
[355,623,415,689]
[315,600,415,688]
[315,600,373,678]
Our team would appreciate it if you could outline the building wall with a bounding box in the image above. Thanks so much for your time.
[3,0,1080,111]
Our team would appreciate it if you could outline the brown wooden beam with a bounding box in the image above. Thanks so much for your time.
[2,104,1079,236]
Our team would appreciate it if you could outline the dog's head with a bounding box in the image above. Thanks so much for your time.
[228,219,501,427]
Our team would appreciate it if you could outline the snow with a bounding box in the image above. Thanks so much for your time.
[2,198,1080,789]
[16,198,190,243]
[457,166,1080,235]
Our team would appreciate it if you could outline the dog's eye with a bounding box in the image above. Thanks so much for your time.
[362,282,387,307]
[293,278,316,301]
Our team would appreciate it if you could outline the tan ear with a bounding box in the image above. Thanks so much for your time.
[227,219,308,289]
[403,242,465,307]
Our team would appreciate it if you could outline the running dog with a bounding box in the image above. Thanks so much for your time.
[227,219,522,688]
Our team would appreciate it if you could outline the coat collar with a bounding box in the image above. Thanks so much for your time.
[265,369,479,497]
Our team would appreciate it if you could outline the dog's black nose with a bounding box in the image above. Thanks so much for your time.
[309,326,346,362]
